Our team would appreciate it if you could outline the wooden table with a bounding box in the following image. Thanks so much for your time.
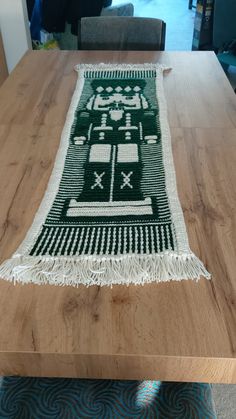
[0,51,235,384]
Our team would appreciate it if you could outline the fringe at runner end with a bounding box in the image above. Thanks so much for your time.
[0,253,211,288]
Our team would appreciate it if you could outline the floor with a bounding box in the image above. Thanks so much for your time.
[212,385,236,419]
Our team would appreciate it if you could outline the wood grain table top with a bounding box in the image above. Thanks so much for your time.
[0,51,235,383]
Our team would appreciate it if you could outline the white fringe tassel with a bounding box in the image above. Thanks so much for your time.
[0,253,211,287]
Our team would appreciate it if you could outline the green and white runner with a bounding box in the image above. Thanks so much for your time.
[0,63,210,286]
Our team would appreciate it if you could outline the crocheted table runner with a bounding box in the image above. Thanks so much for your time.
[0,63,210,286]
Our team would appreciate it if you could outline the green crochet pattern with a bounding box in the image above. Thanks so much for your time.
[0,64,210,286]
[30,71,175,257]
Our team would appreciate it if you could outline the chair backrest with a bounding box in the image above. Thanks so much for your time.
[78,16,166,51]
[213,0,236,49]
[101,3,134,18]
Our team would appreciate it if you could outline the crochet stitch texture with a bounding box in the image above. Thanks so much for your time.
[0,64,210,286]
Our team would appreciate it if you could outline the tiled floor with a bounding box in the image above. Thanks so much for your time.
[212,384,236,419]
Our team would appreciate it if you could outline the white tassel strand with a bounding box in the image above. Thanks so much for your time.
[0,252,210,288]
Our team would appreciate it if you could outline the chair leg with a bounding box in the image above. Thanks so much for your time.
[189,0,196,9]
[220,62,230,73]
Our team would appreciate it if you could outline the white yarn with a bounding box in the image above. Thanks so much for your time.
[0,252,210,287]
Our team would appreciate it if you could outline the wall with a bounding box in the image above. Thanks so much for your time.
[0,30,8,85]
[0,0,31,72]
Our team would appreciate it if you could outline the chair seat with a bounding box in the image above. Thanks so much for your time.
[217,52,236,67]
[0,377,217,418]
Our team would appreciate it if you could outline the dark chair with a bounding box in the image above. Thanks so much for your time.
[0,377,217,418]
[188,0,196,10]
[103,0,112,6]
[213,0,236,51]
[78,16,166,51]
[213,0,236,92]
